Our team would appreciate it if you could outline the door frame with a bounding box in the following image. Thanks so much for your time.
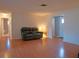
[0,12,12,39]
[53,16,64,38]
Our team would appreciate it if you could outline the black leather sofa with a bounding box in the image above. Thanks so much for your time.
[21,27,43,41]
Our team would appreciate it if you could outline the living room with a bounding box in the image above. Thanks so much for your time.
[0,0,79,58]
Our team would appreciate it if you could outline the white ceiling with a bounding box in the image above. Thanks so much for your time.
[0,0,79,12]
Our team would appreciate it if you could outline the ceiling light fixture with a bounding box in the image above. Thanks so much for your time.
[40,0,48,7]
[40,4,48,6]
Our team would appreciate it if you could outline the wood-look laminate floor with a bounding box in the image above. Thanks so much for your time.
[0,37,79,58]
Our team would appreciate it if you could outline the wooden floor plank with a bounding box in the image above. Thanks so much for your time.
[0,37,79,58]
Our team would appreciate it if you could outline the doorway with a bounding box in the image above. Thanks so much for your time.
[54,16,64,39]
[1,18,9,36]
[0,12,12,39]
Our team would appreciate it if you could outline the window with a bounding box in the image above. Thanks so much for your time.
[61,18,64,24]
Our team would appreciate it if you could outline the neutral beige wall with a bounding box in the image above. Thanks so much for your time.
[0,19,1,36]
[54,8,79,45]
[11,7,79,45]
[63,8,79,45]
[12,11,53,39]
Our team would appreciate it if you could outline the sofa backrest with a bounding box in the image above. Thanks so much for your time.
[21,27,38,32]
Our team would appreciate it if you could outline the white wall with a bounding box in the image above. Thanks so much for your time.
[12,11,53,39]
[1,8,79,46]
[54,8,79,45]
[0,19,1,36]
[48,17,54,39]
[48,8,79,45]
[63,8,79,45]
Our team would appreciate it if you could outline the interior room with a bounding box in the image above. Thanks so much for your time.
[0,0,79,58]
